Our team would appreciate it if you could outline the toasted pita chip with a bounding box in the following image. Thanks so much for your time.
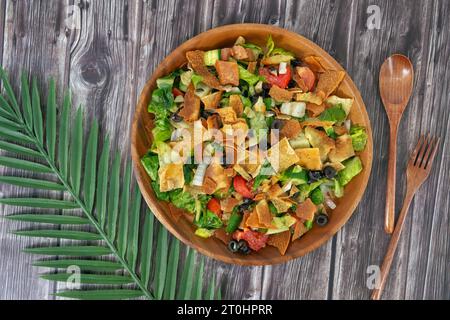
[158,163,185,192]
[216,106,238,124]
[233,164,252,181]
[295,147,323,170]
[300,119,335,128]
[269,85,294,102]
[267,230,291,255]
[220,197,240,213]
[229,94,244,116]
[292,220,308,241]
[186,50,222,89]
[268,184,284,199]
[202,176,217,194]
[329,134,355,163]
[296,92,323,105]
[206,114,222,130]
[315,70,346,99]
[247,61,257,73]
[334,125,348,135]
[303,55,326,73]
[304,127,335,161]
[305,103,326,117]
[295,198,317,221]
[178,84,201,122]
[267,137,300,172]
[245,208,267,229]
[270,198,292,213]
[201,91,223,109]
[231,45,249,60]
[215,60,240,86]
[255,200,273,227]
[205,162,231,193]
[239,211,251,229]
[280,119,301,139]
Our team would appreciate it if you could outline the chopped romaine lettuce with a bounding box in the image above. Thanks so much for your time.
[350,125,368,152]
[169,189,196,213]
[151,117,172,144]
[141,153,159,181]
[195,209,223,230]
[310,187,324,205]
[280,165,308,185]
[238,65,263,86]
[319,104,347,122]
[148,86,174,117]
[265,35,275,57]
[337,156,363,186]
[191,74,204,88]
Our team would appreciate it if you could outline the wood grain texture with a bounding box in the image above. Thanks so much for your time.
[0,0,70,300]
[0,0,449,300]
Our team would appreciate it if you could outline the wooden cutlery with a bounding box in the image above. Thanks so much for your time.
[371,135,440,300]
[379,54,414,234]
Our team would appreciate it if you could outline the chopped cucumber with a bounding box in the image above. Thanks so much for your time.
[204,49,220,66]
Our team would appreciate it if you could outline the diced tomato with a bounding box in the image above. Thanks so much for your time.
[207,198,222,218]
[172,87,184,97]
[233,230,268,251]
[259,66,291,89]
[296,67,316,91]
[233,176,253,199]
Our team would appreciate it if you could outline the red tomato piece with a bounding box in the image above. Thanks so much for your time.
[296,67,315,91]
[233,230,268,251]
[233,176,253,199]
[259,66,291,89]
[172,87,184,97]
[207,198,222,218]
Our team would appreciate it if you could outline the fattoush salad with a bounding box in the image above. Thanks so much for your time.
[141,35,368,256]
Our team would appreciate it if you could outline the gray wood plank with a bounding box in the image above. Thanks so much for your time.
[0,0,70,300]
[331,0,450,300]
[54,0,144,298]
[405,0,450,300]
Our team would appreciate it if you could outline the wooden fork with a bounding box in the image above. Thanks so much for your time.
[371,135,440,300]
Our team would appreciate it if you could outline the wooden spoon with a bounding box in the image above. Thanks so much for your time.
[379,54,414,234]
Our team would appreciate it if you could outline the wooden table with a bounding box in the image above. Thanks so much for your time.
[0,0,449,300]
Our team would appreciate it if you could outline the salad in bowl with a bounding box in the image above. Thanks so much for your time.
[140,35,368,256]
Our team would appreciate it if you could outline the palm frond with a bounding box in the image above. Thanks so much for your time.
[0,69,221,300]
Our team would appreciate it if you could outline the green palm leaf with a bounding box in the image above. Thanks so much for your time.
[13,230,103,241]
[0,69,220,300]
[83,120,98,211]
[0,198,78,209]
[6,214,89,225]
[33,259,122,272]
[0,140,43,158]
[0,176,65,191]
[41,273,134,285]
[54,289,144,300]
[0,156,52,173]
[23,245,112,256]
[46,79,56,160]
[31,77,43,144]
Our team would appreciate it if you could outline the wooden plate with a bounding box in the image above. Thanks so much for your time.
[131,24,373,266]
